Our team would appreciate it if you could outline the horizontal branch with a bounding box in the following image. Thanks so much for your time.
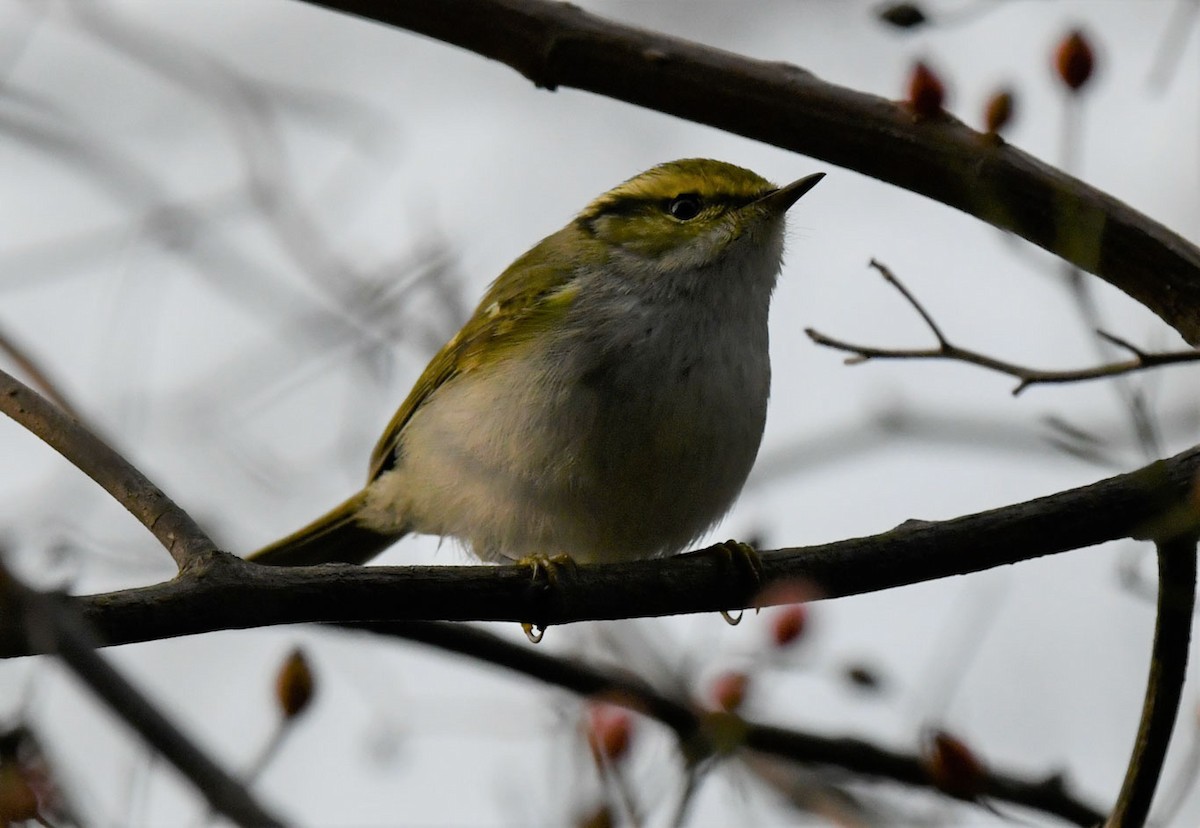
[2,443,1197,658]
[299,0,1200,343]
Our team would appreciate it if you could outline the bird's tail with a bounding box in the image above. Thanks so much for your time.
[247,490,406,567]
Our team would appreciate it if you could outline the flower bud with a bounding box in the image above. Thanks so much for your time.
[983,89,1015,134]
[924,730,986,798]
[275,648,315,720]
[710,671,749,713]
[585,703,633,763]
[1055,30,1094,92]
[907,62,946,117]
[770,604,808,647]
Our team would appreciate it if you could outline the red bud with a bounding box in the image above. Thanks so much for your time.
[585,704,633,763]
[924,730,986,798]
[275,648,315,720]
[983,89,1015,134]
[908,61,946,117]
[1055,30,1094,92]
[710,671,750,713]
[770,604,808,647]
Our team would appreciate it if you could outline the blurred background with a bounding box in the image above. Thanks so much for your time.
[1,0,1199,824]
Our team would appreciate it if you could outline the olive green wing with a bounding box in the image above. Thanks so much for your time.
[366,236,583,481]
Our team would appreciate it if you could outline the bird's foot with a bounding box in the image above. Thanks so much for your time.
[707,539,762,626]
[517,553,578,643]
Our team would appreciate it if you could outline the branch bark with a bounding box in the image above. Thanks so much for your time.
[0,444,1195,657]
[0,366,214,570]
[298,0,1200,344]
[1105,531,1198,827]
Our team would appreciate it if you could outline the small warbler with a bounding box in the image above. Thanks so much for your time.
[250,159,822,567]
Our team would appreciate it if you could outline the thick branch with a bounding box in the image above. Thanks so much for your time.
[299,0,1200,343]
[349,621,1102,825]
[0,366,214,570]
[0,444,1195,656]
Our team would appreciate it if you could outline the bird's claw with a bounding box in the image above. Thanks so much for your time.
[709,539,763,626]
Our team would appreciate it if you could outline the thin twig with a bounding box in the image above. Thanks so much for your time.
[0,557,284,827]
[0,366,214,570]
[806,260,1200,395]
[1105,530,1198,828]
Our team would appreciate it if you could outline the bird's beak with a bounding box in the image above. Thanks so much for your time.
[758,172,825,214]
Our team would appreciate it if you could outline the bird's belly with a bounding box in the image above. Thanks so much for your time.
[367,334,768,564]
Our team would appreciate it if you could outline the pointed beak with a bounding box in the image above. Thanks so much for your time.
[758,172,825,214]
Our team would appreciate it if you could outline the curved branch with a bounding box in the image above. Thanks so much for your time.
[0,366,214,570]
[299,0,1200,343]
[1105,531,1198,827]
[0,444,1196,657]
[347,620,1103,825]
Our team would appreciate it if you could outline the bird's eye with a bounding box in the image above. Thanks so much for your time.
[667,193,702,221]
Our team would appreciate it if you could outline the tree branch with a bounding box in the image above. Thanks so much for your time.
[0,557,284,827]
[1105,530,1198,828]
[297,0,1200,344]
[0,366,214,570]
[0,444,1195,657]
[346,620,1103,825]
[806,260,1200,395]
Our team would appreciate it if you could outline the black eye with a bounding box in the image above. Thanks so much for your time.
[667,193,702,221]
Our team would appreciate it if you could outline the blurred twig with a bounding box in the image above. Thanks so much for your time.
[344,620,1104,825]
[0,324,81,418]
[0,554,283,827]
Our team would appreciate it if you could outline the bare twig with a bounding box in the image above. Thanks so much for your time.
[806,260,1200,395]
[0,366,214,570]
[299,0,1200,344]
[1105,529,1198,828]
[345,620,1103,825]
[0,556,284,827]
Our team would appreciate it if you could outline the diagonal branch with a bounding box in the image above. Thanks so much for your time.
[0,556,284,827]
[297,0,1200,344]
[347,620,1103,825]
[0,365,214,570]
[806,260,1200,395]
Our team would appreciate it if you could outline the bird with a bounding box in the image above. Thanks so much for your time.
[249,158,823,569]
